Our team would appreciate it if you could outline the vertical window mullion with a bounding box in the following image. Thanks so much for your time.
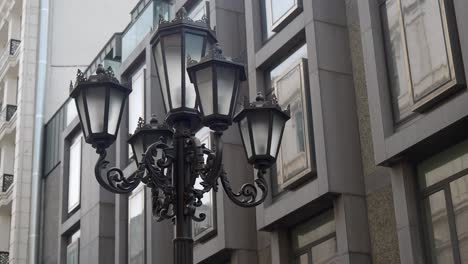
[444,185,462,264]
[396,0,415,107]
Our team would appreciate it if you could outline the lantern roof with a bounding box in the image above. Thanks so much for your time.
[69,64,131,98]
[128,115,174,145]
[187,44,247,83]
[233,93,291,123]
[150,7,216,46]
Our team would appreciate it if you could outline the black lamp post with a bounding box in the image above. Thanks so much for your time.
[70,8,289,264]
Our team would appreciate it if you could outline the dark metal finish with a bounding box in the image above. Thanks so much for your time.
[0,251,8,264]
[2,174,13,192]
[9,39,21,55]
[0,105,18,122]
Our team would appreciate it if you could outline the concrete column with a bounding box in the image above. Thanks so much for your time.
[3,74,18,107]
[334,194,372,264]
[0,212,11,252]
[8,15,21,41]
[390,162,425,264]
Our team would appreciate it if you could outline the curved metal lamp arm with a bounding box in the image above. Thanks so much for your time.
[95,148,142,194]
[220,168,268,207]
[197,132,268,208]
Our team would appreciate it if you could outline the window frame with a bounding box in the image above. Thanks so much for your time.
[379,0,465,124]
[419,167,468,264]
[67,133,82,215]
[289,210,337,264]
[272,58,316,192]
[192,129,217,242]
[127,184,146,264]
[267,0,302,33]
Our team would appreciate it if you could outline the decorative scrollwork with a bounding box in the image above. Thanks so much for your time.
[220,168,268,207]
[95,149,142,194]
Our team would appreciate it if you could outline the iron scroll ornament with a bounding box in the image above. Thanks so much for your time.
[93,127,269,221]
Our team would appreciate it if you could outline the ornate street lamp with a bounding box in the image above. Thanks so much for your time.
[151,8,216,130]
[70,8,290,264]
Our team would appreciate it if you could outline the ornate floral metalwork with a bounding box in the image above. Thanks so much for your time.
[94,124,269,222]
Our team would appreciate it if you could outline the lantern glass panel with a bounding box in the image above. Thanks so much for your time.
[185,33,205,108]
[250,112,270,155]
[270,113,286,158]
[108,89,126,136]
[131,136,144,165]
[75,93,89,138]
[164,34,183,108]
[196,67,213,115]
[239,117,252,158]
[216,66,236,115]
[154,43,170,111]
[86,86,107,134]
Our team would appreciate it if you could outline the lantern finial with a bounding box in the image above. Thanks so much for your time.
[96,64,105,74]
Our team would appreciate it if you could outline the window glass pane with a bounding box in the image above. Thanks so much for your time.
[129,188,145,264]
[401,0,451,100]
[381,0,411,121]
[270,44,309,191]
[154,43,169,111]
[270,0,296,24]
[188,0,208,21]
[450,175,468,263]
[66,99,77,126]
[292,210,335,250]
[311,237,337,264]
[122,2,154,61]
[129,67,145,134]
[68,134,82,213]
[418,140,468,189]
[240,118,252,159]
[424,191,454,264]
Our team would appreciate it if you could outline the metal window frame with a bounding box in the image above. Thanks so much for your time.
[419,167,468,264]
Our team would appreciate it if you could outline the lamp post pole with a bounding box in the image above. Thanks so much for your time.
[173,124,194,264]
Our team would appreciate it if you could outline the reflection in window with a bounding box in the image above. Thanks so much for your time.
[68,133,82,213]
[290,210,337,263]
[270,44,314,192]
[66,230,80,264]
[128,187,145,264]
[129,66,146,159]
[381,0,456,122]
[418,139,468,263]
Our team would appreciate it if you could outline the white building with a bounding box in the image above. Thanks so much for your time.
[0,0,138,263]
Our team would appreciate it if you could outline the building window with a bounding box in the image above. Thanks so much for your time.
[188,0,209,21]
[67,133,82,213]
[380,0,463,123]
[128,66,146,159]
[269,44,315,193]
[418,139,468,264]
[290,210,337,264]
[261,0,302,40]
[66,230,80,264]
[193,128,216,241]
[128,186,145,264]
